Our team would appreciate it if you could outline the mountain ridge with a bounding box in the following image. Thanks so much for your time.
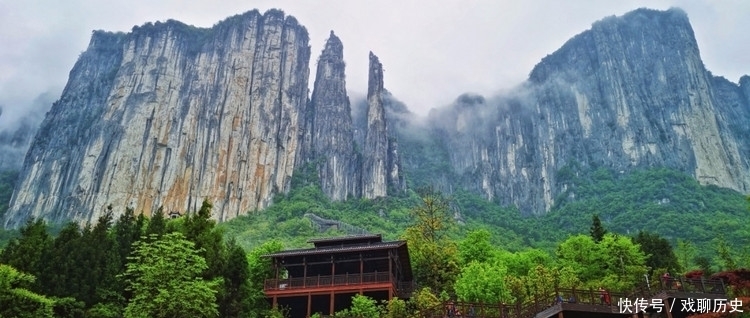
[2,7,749,226]
[413,7,749,215]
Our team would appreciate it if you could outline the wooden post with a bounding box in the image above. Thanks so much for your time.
[331,256,335,286]
[330,291,335,315]
[303,256,307,288]
[274,258,279,281]
[388,250,394,299]
[307,293,312,318]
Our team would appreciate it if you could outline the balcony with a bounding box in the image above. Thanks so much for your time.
[265,272,413,298]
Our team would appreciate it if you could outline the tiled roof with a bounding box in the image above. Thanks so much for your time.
[263,240,406,258]
[307,234,382,244]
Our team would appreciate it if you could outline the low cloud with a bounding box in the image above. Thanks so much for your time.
[0,0,747,130]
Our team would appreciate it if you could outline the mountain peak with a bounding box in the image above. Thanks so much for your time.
[321,31,343,59]
[529,7,698,84]
[368,52,383,99]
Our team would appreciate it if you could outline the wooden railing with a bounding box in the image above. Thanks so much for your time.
[265,272,401,292]
[267,275,726,317]
[659,277,725,294]
[425,278,727,318]
[420,288,629,318]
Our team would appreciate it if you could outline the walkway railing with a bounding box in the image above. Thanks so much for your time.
[659,277,725,294]
[428,277,727,318]
[265,272,391,291]
[422,288,628,318]
[626,276,725,301]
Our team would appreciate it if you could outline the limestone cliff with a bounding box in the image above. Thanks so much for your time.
[3,10,311,227]
[5,7,749,225]
[301,31,360,201]
[417,8,750,215]
[361,52,404,199]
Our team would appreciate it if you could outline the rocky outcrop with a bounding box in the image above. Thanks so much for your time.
[417,8,750,215]
[361,52,404,199]
[3,9,311,227]
[301,31,360,201]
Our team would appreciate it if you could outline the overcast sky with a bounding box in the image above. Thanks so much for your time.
[0,0,748,126]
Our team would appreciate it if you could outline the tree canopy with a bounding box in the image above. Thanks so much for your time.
[121,232,220,318]
[402,190,460,293]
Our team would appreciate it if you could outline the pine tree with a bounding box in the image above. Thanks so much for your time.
[218,238,252,317]
[82,210,121,307]
[113,208,143,266]
[38,211,120,308]
[633,231,681,274]
[589,214,607,243]
[144,207,167,239]
[37,222,82,298]
[183,199,225,280]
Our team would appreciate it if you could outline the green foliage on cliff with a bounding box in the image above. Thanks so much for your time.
[218,165,750,275]
[219,183,419,249]
[546,166,750,257]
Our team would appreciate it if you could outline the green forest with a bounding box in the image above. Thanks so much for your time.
[0,166,749,317]
[220,166,750,264]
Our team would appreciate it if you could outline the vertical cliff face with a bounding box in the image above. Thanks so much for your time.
[361,53,388,199]
[4,10,311,227]
[302,31,360,200]
[360,52,404,199]
[6,7,747,225]
[419,8,750,215]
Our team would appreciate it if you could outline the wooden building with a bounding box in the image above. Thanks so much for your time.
[263,234,413,318]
